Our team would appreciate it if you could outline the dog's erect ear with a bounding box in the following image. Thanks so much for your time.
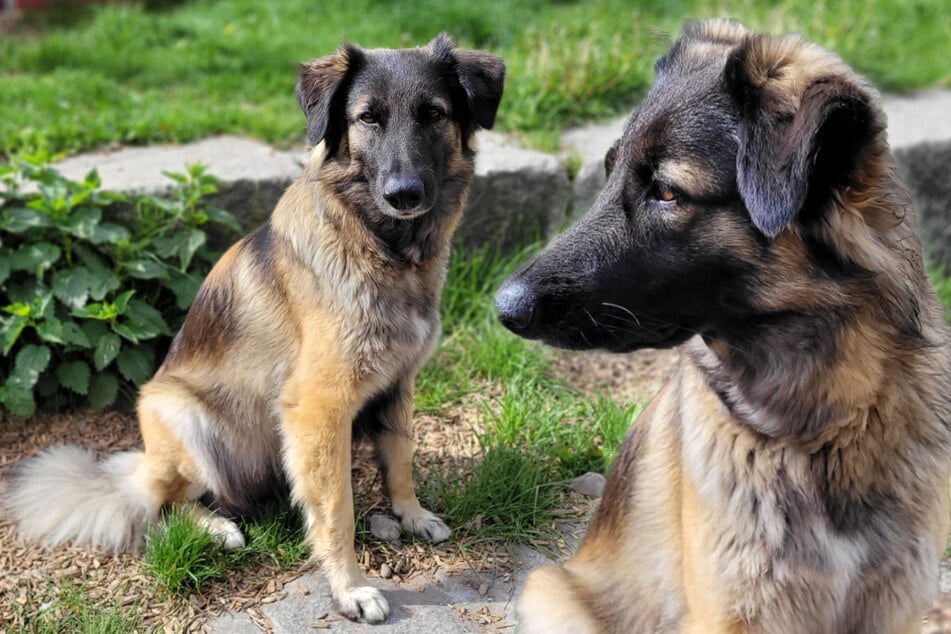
[724,34,876,238]
[296,43,365,151]
[429,33,506,130]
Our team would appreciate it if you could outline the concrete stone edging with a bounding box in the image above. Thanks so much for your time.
[33,89,951,270]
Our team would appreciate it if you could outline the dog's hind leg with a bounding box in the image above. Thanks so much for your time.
[516,565,602,634]
[372,381,451,543]
[137,383,245,549]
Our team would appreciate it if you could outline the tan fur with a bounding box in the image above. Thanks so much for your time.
[515,20,950,634]
[131,150,460,618]
[7,35,505,624]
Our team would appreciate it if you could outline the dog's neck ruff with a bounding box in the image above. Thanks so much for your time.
[687,308,882,450]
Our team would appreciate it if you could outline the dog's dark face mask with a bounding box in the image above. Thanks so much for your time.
[495,23,875,352]
[295,34,504,258]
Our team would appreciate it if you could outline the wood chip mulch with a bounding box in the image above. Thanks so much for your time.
[1,350,948,632]
[0,390,558,633]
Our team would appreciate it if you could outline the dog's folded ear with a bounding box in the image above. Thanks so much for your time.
[296,43,366,151]
[604,140,620,178]
[428,33,506,131]
[725,34,878,238]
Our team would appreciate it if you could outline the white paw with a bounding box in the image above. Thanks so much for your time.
[337,585,389,623]
[205,517,246,549]
[400,508,452,543]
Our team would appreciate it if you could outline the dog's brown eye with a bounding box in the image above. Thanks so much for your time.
[659,189,676,203]
[425,106,444,122]
[359,112,377,125]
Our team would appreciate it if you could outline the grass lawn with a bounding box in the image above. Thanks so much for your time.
[1,0,950,156]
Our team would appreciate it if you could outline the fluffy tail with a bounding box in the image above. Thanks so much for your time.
[4,445,159,553]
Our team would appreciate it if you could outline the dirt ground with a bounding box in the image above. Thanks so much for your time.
[1,347,949,632]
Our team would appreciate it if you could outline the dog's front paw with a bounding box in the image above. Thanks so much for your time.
[400,508,452,543]
[337,585,389,624]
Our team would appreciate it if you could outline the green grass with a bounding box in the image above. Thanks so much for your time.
[138,244,642,593]
[84,247,951,603]
[11,583,144,634]
[1,0,949,156]
[930,267,951,321]
[413,246,641,548]
[144,511,232,595]
[144,500,307,597]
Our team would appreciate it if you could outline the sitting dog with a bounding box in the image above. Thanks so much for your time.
[497,19,950,633]
[7,34,504,624]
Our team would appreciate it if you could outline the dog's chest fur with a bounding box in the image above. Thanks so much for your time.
[337,265,441,384]
[675,349,941,631]
[272,179,446,389]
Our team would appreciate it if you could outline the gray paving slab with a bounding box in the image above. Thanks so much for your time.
[208,610,264,634]
[36,130,572,254]
[207,538,568,633]
[882,90,951,150]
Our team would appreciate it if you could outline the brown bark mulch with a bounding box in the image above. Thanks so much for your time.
[1,349,948,632]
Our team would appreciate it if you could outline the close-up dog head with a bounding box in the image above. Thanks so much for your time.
[295,34,504,256]
[496,20,921,353]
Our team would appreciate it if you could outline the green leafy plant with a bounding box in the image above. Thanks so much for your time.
[0,155,241,416]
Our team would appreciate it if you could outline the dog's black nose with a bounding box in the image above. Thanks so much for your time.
[495,278,539,336]
[383,175,425,211]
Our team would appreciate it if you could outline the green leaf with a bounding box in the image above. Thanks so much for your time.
[164,270,201,310]
[113,290,135,314]
[80,318,108,341]
[88,271,122,301]
[111,322,140,343]
[73,242,107,270]
[56,360,91,395]
[89,222,130,244]
[152,234,181,259]
[36,316,65,344]
[61,206,102,239]
[124,298,170,339]
[125,258,167,280]
[83,168,101,189]
[205,206,243,234]
[4,301,31,318]
[0,384,35,417]
[7,344,51,389]
[94,333,122,371]
[34,293,53,320]
[9,242,61,275]
[177,229,206,270]
[1,314,27,355]
[4,279,47,305]
[116,348,153,386]
[73,244,121,300]
[162,170,189,185]
[0,254,10,286]
[61,320,92,347]
[52,266,93,310]
[88,372,119,409]
[1,207,51,233]
[72,302,113,320]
